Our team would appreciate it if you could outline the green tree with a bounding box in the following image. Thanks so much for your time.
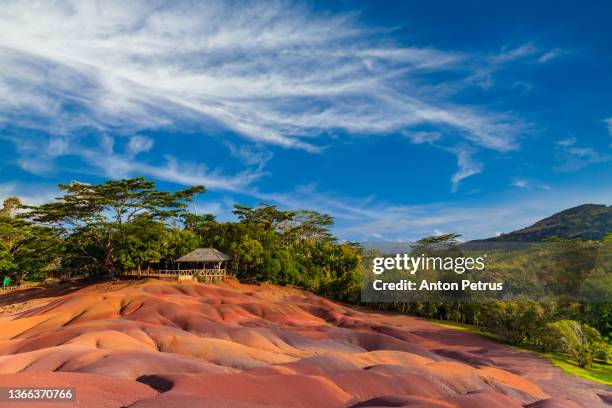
[24,178,203,277]
[535,320,606,367]
[417,233,462,245]
[0,197,62,281]
[480,301,545,344]
[162,227,201,269]
[0,196,21,217]
[114,214,168,271]
[185,202,362,293]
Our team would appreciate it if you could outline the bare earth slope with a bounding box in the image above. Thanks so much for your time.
[0,279,609,408]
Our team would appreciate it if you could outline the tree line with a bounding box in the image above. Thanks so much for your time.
[0,177,362,301]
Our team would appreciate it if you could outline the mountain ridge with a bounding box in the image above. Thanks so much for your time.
[481,203,611,242]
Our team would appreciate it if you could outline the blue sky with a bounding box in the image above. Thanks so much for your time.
[0,0,610,241]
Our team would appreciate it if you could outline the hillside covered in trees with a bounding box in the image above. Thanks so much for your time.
[482,204,612,242]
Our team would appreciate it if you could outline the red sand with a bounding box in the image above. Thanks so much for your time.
[0,279,609,407]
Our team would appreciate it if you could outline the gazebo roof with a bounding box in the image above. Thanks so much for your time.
[176,248,232,263]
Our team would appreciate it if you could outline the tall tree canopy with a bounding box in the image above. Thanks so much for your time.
[23,178,204,277]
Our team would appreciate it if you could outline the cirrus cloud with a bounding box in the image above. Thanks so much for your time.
[0,0,525,157]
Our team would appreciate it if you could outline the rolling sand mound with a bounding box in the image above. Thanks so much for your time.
[0,279,608,407]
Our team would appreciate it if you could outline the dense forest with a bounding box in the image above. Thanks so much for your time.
[0,177,609,368]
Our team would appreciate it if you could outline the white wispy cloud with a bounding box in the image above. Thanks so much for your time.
[555,137,611,172]
[404,131,442,145]
[127,135,154,156]
[511,178,553,191]
[604,117,612,136]
[450,147,483,192]
[537,48,565,63]
[491,43,540,64]
[0,182,59,206]
[468,42,561,90]
[557,136,576,146]
[1,133,259,193]
[0,0,526,157]
[512,179,529,188]
[225,142,273,169]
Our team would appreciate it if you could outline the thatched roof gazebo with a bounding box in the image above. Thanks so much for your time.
[175,248,232,264]
[175,248,231,281]
[123,248,231,281]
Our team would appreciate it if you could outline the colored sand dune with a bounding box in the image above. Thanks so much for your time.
[0,279,609,407]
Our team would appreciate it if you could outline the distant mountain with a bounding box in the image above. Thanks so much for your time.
[482,204,611,242]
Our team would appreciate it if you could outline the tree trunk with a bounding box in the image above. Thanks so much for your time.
[104,228,116,278]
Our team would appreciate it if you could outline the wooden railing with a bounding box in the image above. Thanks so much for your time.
[0,285,20,293]
[123,268,227,280]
